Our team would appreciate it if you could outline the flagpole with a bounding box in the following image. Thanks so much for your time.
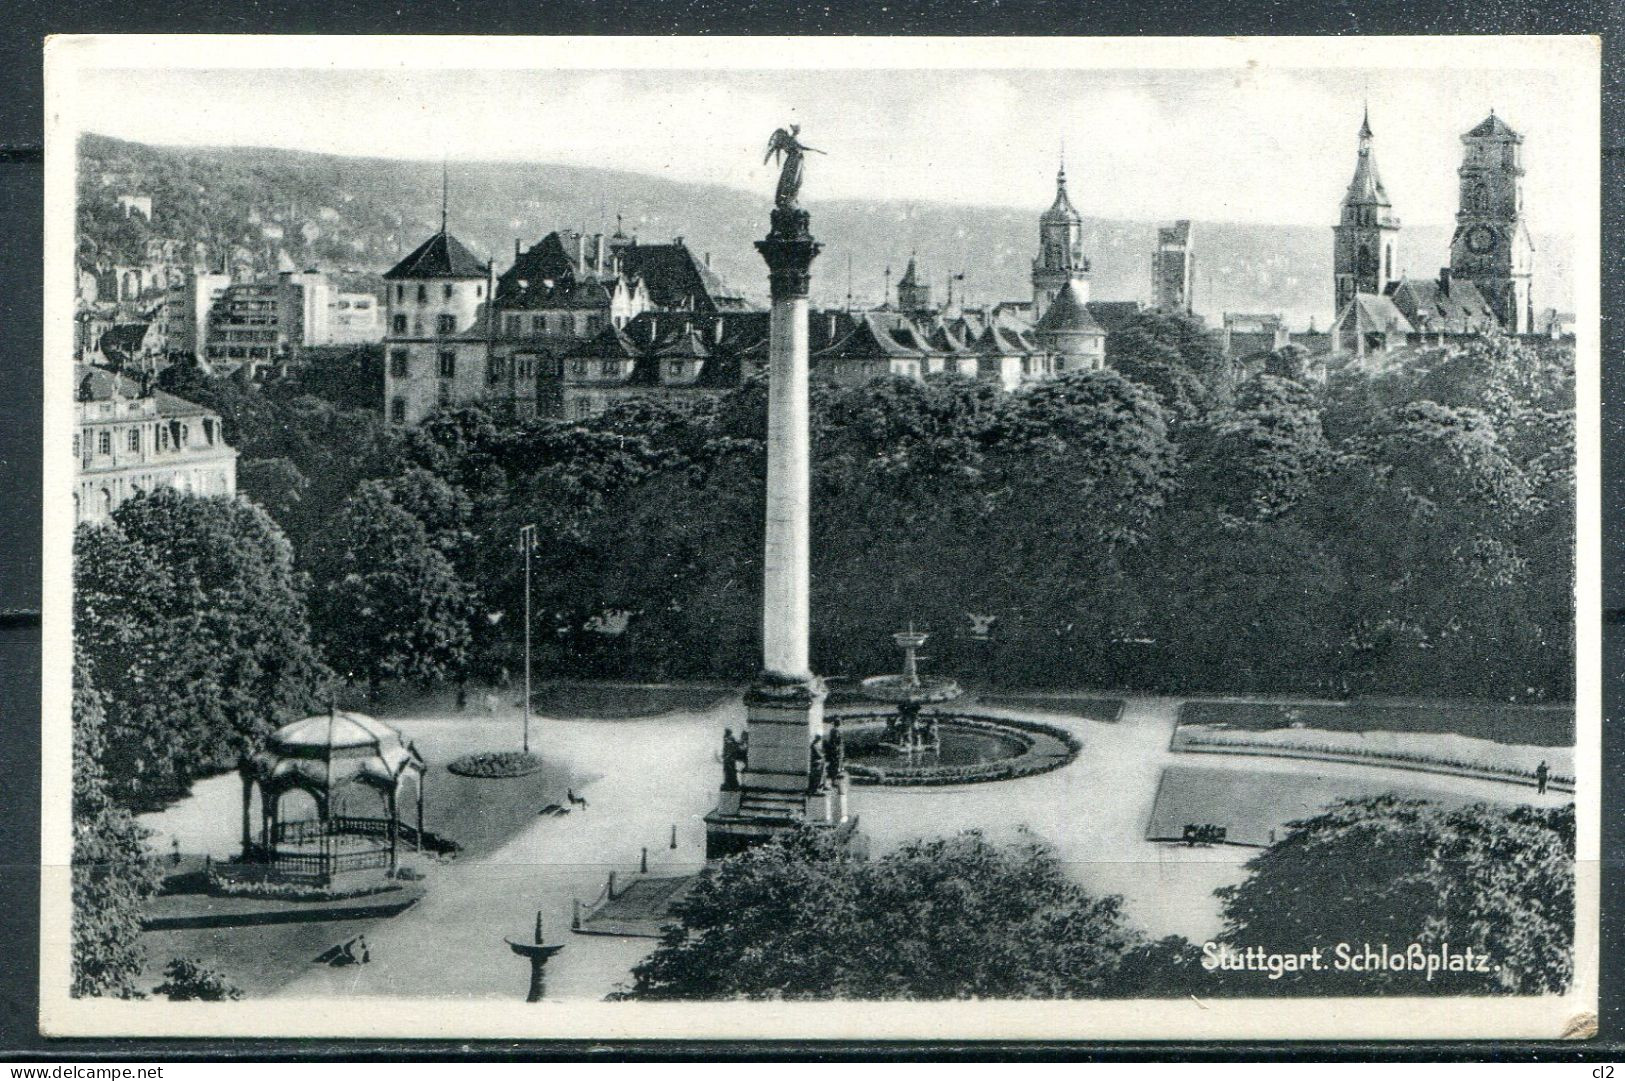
[520,523,536,755]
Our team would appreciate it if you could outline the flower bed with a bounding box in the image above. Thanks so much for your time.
[840,712,1082,787]
[446,751,544,778]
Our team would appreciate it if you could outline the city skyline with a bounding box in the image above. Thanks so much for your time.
[71,63,1587,237]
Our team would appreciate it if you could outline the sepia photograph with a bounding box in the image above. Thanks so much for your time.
[38,34,1601,1041]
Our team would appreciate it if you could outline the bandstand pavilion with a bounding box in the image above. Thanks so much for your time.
[238,709,427,882]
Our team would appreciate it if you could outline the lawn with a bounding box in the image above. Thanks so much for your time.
[1177,699,1573,746]
[966,693,1126,723]
[1145,764,1516,847]
[530,681,735,720]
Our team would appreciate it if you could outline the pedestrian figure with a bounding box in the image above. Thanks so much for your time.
[485,692,499,716]
[456,684,468,711]
[359,935,370,964]
[1536,760,1549,794]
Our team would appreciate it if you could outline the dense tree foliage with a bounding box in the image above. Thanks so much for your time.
[141,330,1573,702]
[74,490,332,806]
[1215,796,1575,994]
[71,652,160,998]
[307,482,476,696]
[621,828,1199,1000]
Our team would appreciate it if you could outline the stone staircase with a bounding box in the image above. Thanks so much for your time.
[738,788,806,819]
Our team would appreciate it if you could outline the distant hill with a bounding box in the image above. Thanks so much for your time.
[78,133,1573,329]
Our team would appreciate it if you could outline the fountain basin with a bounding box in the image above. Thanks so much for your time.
[858,674,963,705]
[837,711,1082,787]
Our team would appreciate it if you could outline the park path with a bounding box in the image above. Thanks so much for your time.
[139,687,1569,1002]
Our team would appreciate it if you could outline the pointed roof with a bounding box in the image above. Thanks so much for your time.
[1034,280,1104,335]
[1344,113,1391,207]
[574,323,644,359]
[925,322,972,354]
[1466,112,1520,140]
[1042,162,1082,225]
[898,256,922,289]
[815,316,924,361]
[383,230,488,280]
[972,325,1030,356]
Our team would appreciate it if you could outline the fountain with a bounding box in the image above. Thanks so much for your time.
[860,626,963,756]
[844,626,1082,786]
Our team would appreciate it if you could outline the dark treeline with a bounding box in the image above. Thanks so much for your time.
[160,310,1574,706]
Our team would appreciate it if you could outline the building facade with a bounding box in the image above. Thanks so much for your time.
[1448,112,1535,334]
[1151,220,1195,314]
[381,230,501,426]
[74,365,238,525]
[1332,110,1402,318]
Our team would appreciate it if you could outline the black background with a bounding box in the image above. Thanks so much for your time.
[0,0,1619,1061]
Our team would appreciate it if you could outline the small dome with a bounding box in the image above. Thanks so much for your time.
[252,710,424,794]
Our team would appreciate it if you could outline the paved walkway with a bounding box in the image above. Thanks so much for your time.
[136,690,1566,1002]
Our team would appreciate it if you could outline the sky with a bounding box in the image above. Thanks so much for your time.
[69,57,1588,236]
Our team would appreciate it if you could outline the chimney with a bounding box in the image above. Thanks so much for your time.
[514,237,521,258]
[1438,267,1451,296]
[575,233,586,271]
[704,252,711,269]
[714,317,724,344]
[596,233,607,276]
[675,236,684,247]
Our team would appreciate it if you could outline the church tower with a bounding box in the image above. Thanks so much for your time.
[1031,158,1089,322]
[1332,109,1401,319]
[1449,112,1534,334]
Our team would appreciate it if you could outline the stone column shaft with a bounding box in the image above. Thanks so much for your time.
[763,292,812,681]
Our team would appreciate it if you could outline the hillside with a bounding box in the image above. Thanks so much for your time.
[78,133,1574,328]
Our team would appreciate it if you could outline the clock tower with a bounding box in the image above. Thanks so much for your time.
[1449,111,1534,334]
[1331,109,1401,320]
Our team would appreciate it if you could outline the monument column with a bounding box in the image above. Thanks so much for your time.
[706,126,847,860]
[759,211,819,683]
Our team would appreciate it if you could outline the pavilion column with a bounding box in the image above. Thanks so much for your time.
[416,772,425,852]
[387,784,399,872]
[238,771,253,859]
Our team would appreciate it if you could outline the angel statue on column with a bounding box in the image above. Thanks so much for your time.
[764,124,825,212]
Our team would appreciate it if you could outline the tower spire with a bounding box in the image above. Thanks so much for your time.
[440,159,449,234]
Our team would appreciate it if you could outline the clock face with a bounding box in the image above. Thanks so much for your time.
[1467,225,1498,254]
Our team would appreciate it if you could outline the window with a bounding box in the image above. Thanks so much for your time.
[444,283,454,300]
[98,431,111,456]
[390,396,407,423]
[180,423,190,447]
[572,399,593,420]
[390,349,410,378]
[417,284,428,303]
[476,284,483,297]
[159,426,171,452]
[585,315,601,335]
[72,434,79,458]
[531,316,545,333]
[517,356,534,380]
[667,360,683,378]
[127,429,140,453]
[506,315,521,335]
[600,360,618,377]
[436,382,451,406]
[438,351,456,379]
[437,314,456,335]
[488,356,507,385]
[571,359,587,376]
[392,314,407,334]
[395,285,404,302]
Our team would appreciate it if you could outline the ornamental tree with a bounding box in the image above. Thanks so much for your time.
[621,828,1164,1000]
[71,651,160,998]
[1215,796,1574,995]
